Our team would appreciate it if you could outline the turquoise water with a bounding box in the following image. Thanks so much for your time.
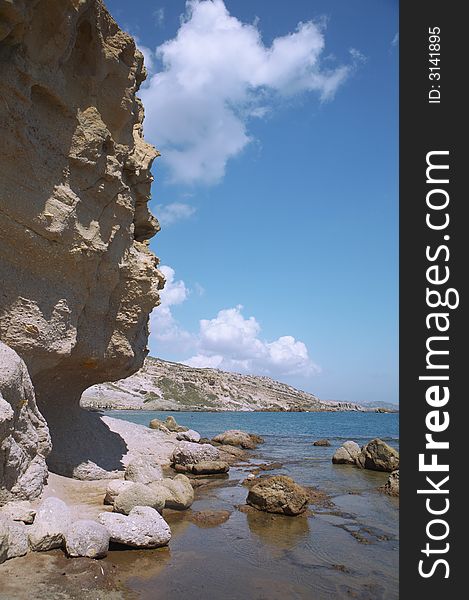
[105,411,399,599]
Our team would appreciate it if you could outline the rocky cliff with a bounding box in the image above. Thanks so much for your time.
[82,357,364,412]
[0,0,163,484]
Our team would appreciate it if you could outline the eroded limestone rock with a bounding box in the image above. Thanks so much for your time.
[113,482,166,515]
[171,442,220,467]
[64,519,110,558]
[356,439,399,472]
[0,342,51,505]
[28,497,71,551]
[98,506,171,548]
[150,475,194,510]
[332,441,361,465]
[0,0,164,477]
[0,516,29,563]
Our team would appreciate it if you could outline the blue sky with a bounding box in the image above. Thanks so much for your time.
[106,0,398,405]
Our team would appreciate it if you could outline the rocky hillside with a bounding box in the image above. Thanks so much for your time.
[81,357,363,412]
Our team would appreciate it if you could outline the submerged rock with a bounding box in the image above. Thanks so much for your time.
[28,497,71,552]
[113,482,166,515]
[246,476,309,516]
[380,470,399,497]
[189,510,231,528]
[64,519,110,558]
[312,439,331,447]
[150,475,194,510]
[212,430,263,449]
[171,442,220,467]
[98,506,171,548]
[332,441,361,465]
[356,439,399,472]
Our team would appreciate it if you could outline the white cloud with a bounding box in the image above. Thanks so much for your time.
[150,265,194,350]
[185,305,319,377]
[153,7,165,27]
[141,0,355,185]
[150,271,319,378]
[391,32,399,47]
[156,202,196,226]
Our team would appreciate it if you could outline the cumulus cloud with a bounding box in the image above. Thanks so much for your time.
[184,305,319,377]
[141,0,355,185]
[150,271,319,378]
[150,265,194,351]
[156,202,196,226]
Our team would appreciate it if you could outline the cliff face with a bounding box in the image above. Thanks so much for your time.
[82,357,364,413]
[0,0,163,478]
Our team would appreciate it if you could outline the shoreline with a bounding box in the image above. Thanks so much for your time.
[1,412,398,599]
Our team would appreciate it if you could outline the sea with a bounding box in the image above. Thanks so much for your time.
[105,410,399,600]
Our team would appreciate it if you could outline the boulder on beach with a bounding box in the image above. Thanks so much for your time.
[246,475,309,516]
[72,460,121,481]
[212,430,263,449]
[356,439,399,472]
[380,470,399,497]
[104,480,135,505]
[176,429,201,443]
[164,415,189,433]
[0,501,36,524]
[124,457,163,485]
[0,516,29,563]
[150,475,194,510]
[28,497,72,552]
[313,439,331,447]
[64,519,110,558]
[332,441,361,465]
[113,482,166,515]
[98,506,171,548]
[171,442,220,467]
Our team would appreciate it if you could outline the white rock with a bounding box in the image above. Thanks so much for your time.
[104,480,135,505]
[171,442,220,467]
[0,501,36,524]
[150,475,194,510]
[332,441,361,465]
[124,458,163,485]
[72,461,122,481]
[176,429,201,443]
[28,497,71,551]
[114,483,166,515]
[98,506,171,548]
[0,343,51,504]
[64,519,110,558]
[0,516,29,563]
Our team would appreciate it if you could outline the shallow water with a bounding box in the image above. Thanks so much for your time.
[106,411,399,600]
